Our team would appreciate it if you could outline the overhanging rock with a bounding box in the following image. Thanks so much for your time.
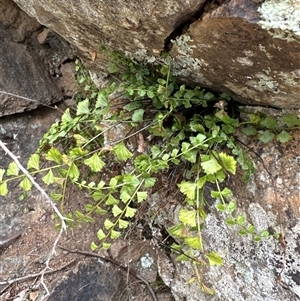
[12,0,300,109]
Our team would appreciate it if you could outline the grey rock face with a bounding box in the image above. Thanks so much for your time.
[12,0,300,109]
[0,0,77,116]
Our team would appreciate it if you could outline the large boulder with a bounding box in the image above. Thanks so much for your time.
[0,0,77,116]
[12,0,300,108]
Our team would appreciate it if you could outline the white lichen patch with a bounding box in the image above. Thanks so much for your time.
[258,44,273,59]
[248,203,273,232]
[140,253,154,268]
[172,34,213,85]
[278,71,299,86]
[236,57,254,66]
[246,72,280,93]
[258,0,300,40]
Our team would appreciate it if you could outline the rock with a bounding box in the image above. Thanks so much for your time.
[0,0,77,116]
[171,0,300,108]
[47,261,127,301]
[11,0,300,109]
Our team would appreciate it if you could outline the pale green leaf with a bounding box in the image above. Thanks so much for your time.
[211,187,232,198]
[96,92,108,107]
[50,192,63,202]
[184,237,202,250]
[119,219,129,229]
[106,194,119,205]
[19,177,32,192]
[227,201,237,213]
[92,191,105,201]
[95,206,107,215]
[197,176,206,189]
[111,230,121,239]
[42,169,54,185]
[104,219,114,230]
[120,190,131,203]
[189,133,207,146]
[0,182,8,196]
[113,142,133,161]
[45,148,62,164]
[73,134,88,146]
[102,242,112,250]
[144,177,156,188]
[219,152,236,174]
[84,153,105,172]
[236,215,246,225]
[109,177,118,189]
[69,163,80,181]
[108,62,119,73]
[90,241,98,251]
[69,147,88,158]
[0,169,5,182]
[132,109,145,122]
[179,208,196,227]
[97,229,106,240]
[7,162,19,176]
[137,191,147,203]
[112,205,123,217]
[27,154,40,170]
[61,108,73,123]
[76,98,90,115]
[205,251,223,266]
[178,181,197,200]
[216,203,226,211]
[125,206,137,218]
[200,156,222,175]
[168,224,186,237]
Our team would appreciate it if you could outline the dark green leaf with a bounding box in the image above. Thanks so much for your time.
[276,130,292,143]
[260,116,278,129]
[282,114,300,127]
[241,126,258,136]
[258,130,275,143]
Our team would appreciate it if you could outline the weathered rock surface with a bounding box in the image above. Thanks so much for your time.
[0,0,77,116]
[12,0,300,109]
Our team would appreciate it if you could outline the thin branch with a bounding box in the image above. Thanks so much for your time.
[0,140,69,230]
[0,90,61,111]
[0,259,76,290]
[0,141,72,298]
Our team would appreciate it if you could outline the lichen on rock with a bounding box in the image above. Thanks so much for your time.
[258,0,300,40]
